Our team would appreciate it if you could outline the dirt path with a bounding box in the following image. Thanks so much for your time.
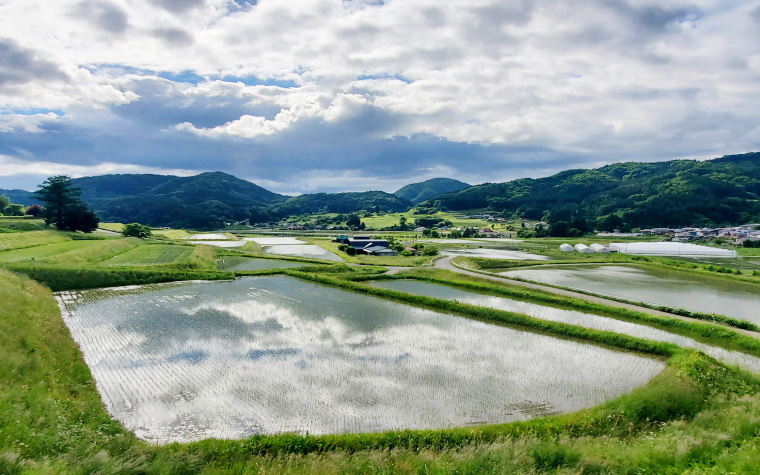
[433,256,760,340]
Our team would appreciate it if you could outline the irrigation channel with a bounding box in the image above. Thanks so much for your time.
[55,276,663,443]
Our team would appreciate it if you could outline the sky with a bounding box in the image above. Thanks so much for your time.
[0,0,759,195]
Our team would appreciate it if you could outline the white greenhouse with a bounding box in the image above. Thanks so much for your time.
[608,242,737,257]
[559,243,575,252]
[574,243,595,253]
[590,243,611,254]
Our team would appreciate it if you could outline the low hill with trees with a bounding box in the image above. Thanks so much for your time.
[394,177,471,205]
[425,152,760,231]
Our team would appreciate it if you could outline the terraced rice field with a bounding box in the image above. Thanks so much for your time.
[243,237,305,245]
[56,276,663,443]
[442,248,549,260]
[216,257,307,271]
[263,244,344,261]
[0,240,95,262]
[187,241,247,248]
[369,280,760,373]
[503,265,760,324]
[183,234,229,240]
[102,245,195,266]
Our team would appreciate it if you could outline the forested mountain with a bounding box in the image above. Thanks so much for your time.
[261,191,412,220]
[70,172,285,229]
[426,152,760,230]
[6,152,760,230]
[0,188,39,206]
[394,178,471,205]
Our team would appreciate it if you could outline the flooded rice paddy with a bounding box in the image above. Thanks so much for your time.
[57,276,663,443]
[263,244,343,261]
[216,257,307,271]
[369,280,760,373]
[187,241,247,248]
[242,237,344,261]
[502,265,760,324]
[443,248,549,260]
[183,234,228,240]
[243,237,305,245]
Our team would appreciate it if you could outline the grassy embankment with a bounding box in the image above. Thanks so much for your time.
[2,266,760,473]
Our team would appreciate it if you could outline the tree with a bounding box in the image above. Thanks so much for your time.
[25,204,43,217]
[0,195,9,214]
[123,223,153,238]
[4,203,25,216]
[60,202,99,233]
[35,175,99,232]
[346,214,361,226]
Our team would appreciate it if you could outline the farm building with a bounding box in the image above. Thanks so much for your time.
[590,243,611,253]
[609,242,737,257]
[347,238,389,249]
[363,246,399,256]
[559,243,575,252]
[574,243,595,253]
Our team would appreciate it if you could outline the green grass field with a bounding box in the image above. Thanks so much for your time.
[0,230,71,251]
[28,237,142,267]
[0,240,97,263]
[101,244,195,266]
[97,222,125,233]
[0,218,47,232]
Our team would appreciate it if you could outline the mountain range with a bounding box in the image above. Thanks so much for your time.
[425,152,760,230]
[2,152,760,230]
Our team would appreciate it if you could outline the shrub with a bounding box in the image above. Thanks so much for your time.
[122,223,152,238]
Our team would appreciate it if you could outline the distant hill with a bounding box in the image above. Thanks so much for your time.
[67,172,285,229]
[267,191,412,218]
[394,178,471,205]
[425,152,760,230]
[0,188,40,206]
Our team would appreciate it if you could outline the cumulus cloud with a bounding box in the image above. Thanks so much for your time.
[150,0,206,14]
[71,1,129,34]
[0,39,69,86]
[151,28,194,46]
[0,0,759,193]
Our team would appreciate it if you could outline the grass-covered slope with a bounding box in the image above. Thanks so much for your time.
[394,177,471,205]
[427,152,760,228]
